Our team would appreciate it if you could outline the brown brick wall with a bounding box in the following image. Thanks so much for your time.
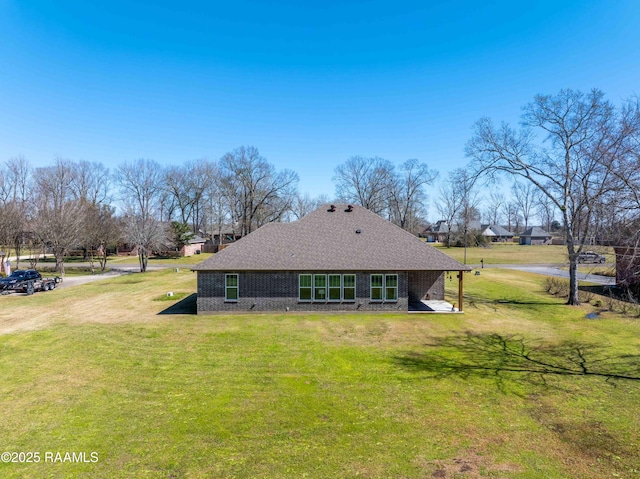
[407,271,445,302]
[197,271,410,313]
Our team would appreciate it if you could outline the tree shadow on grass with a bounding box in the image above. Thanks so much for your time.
[158,293,197,315]
[394,333,640,393]
[464,293,561,307]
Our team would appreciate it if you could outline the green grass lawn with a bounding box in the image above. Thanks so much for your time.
[107,253,214,266]
[1,269,639,478]
[433,243,615,265]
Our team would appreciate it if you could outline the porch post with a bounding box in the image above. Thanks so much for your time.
[458,270,463,312]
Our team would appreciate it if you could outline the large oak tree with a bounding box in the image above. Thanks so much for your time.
[466,89,640,305]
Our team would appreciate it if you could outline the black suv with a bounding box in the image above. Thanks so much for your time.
[0,269,42,289]
[577,251,606,264]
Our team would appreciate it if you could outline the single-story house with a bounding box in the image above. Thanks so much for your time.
[481,224,514,243]
[519,226,552,245]
[421,220,484,243]
[180,235,206,257]
[193,204,471,313]
[421,220,451,243]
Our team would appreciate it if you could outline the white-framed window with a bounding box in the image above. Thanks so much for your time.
[298,274,357,303]
[314,274,327,301]
[299,274,312,301]
[385,274,398,301]
[328,274,342,301]
[370,274,384,301]
[225,273,238,302]
[370,274,398,302]
[343,274,356,302]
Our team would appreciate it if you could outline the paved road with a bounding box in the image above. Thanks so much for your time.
[53,264,170,288]
[57,270,128,288]
[468,263,616,286]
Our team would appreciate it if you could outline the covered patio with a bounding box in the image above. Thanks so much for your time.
[408,299,463,313]
[407,269,467,313]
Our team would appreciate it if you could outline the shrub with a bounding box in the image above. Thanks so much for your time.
[543,277,570,298]
[578,290,594,303]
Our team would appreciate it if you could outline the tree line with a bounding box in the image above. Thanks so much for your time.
[2,88,640,306]
[0,146,438,274]
[0,146,300,273]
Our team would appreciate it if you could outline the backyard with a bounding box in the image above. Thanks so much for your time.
[0,268,639,478]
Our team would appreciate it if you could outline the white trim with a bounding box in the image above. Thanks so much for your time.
[385,274,398,302]
[298,274,312,302]
[328,274,342,302]
[342,274,356,302]
[299,273,357,303]
[224,273,238,302]
[370,274,384,302]
[313,274,327,302]
[370,273,398,302]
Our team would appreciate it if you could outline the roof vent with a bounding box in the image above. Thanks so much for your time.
[345,205,353,212]
[355,229,362,234]
[328,205,336,212]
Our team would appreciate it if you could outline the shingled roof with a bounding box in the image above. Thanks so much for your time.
[481,224,514,237]
[520,226,552,237]
[193,204,470,272]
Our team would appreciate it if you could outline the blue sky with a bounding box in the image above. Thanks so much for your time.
[1,0,639,199]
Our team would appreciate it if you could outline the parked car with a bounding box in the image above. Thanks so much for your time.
[577,251,606,263]
[0,269,41,288]
[0,269,61,294]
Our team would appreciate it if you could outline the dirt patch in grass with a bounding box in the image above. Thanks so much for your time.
[527,395,639,478]
[418,451,522,478]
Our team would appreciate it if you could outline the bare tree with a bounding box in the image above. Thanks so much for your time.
[0,157,32,269]
[79,204,121,273]
[512,180,536,232]
[114,159,168,272]
[0,202,26,269]
[164,165,193,225]
[466,88,640,305]
[483,192,504,225]
[219,146,298,236]
[70,160,110,206]
[5,155,31,203]
[453,168,480,233]
[435,179,461,247]
[203,175,232,247]
[188,159,217,233]
[33,159,83,275]
[164,160,217,230]
[535,190,557,233]
[387,159,438,232]
[501,201,519,234]
[290,193,330,220]
[436,168,478,247]
[333,156,394,215]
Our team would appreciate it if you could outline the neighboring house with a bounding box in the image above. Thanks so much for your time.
[481,224,514,243]
[519,226,553,245]
[180,235,206,257]
[116,242,138,256]
[421,220,483,243]
[193,204,471,313]
[212,227,242,246]
[422,220,450,243]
